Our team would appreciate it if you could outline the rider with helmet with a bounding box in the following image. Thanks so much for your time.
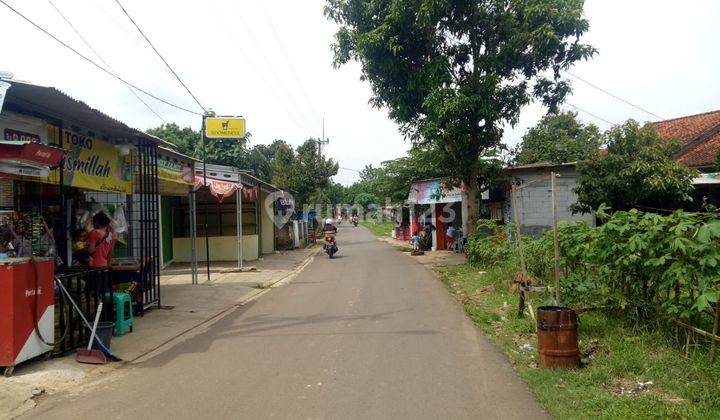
[323,218,338,235]
[323,218,338,256]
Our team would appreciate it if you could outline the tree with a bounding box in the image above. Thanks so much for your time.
[326,0,595,233]
[147,123,200,157]
[269,139,340,209]
[573,120,697,213]
[513,111,601,165]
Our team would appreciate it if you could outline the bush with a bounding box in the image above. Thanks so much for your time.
[465,219,515,266]
[468,209,720,325]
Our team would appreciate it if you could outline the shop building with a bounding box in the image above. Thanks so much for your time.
[0,79,169,368]
[169,163,279,265]
[406,178,477,251]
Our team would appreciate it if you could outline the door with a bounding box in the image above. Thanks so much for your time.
[160,195,174,265]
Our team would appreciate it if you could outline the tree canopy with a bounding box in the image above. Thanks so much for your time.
[513,111,602,165]
[326,0,595,232]
[573,120,697,213]
[147,124,340,208]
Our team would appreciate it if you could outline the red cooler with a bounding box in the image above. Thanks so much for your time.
[0,258,55,376]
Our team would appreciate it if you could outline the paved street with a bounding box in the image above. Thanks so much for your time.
[24,226,545,420]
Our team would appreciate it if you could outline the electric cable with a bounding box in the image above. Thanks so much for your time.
[566,102,617,126]
[46,0,167,123]
[567,71,665,120]
[112,0,208,113]
[229,3,317,135]
[0,0,203,116]
[211,6,310,139]
[256,0,322,125]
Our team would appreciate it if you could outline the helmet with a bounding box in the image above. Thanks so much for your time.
[325,218,333,225]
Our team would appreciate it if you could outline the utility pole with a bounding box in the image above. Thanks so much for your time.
[317,117,329,155]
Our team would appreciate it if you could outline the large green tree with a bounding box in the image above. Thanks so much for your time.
[573,120,697,213]
[513,111,601,165]
[269,139,340,209]
[147,123,200,157]
[326,0,595,232]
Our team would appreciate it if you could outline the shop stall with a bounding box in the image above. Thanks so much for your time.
[0,80,164,363]
[407,178,474,251]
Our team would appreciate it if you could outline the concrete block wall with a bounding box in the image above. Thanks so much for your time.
[509,167,594,237]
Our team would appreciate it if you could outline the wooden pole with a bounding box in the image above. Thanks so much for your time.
[511,185,532,319]
[511,185,527,277]
[551,172,561,305]
[711,303,720,360]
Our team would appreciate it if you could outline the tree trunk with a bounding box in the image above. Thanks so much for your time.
[465,165,480,235]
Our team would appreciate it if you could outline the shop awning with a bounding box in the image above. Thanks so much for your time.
[0,141,65,178]
[157,146,196,196]
[194,175,241,203]
[408,178,466,204]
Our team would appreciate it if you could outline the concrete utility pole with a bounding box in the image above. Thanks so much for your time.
[317,117,329,155]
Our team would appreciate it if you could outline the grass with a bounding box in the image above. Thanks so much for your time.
[435,262,720,419]
[360,219,395,237]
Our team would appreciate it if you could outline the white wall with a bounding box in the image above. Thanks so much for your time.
[172,235,259,262]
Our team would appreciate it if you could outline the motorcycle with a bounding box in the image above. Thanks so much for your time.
[352,217,358,227]
[324,233,337,258]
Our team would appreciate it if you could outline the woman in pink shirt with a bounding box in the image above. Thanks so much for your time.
[86,212,115,268]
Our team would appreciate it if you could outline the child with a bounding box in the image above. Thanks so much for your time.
[72,229,90,266]
[87,212,115,268]
[411,231,420,251]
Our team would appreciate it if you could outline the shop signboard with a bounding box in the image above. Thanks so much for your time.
[158,158,194,185]
[47,130,132,194]
[0,112,47,144]
[205,117,246,139]
[408,179,465,205]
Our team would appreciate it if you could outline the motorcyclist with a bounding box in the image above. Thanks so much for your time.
[323,218,338,235]
[322,218,338,254]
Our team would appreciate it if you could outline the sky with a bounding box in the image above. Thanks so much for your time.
[1,0,719,185]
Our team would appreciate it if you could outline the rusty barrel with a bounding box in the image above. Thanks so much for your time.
[536,306,579,369]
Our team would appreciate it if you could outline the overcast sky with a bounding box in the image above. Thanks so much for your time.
[1,0,719,184]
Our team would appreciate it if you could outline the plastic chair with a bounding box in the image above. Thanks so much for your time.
[111,292,134,336]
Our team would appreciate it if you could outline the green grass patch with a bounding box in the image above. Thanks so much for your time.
[435,263,720,419]
[361,220,395,237]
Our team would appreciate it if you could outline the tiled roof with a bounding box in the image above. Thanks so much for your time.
[654,110,720,146]
[653,110,720,168]
[676,131,720,168]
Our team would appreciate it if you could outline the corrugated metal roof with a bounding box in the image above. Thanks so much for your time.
[2,79,170,147]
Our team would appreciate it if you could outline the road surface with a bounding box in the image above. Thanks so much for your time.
[26,225,546,419]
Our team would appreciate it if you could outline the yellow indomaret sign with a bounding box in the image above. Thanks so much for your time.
[205,117,246,139]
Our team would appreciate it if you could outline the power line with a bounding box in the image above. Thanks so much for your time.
[211,5,310,139]
[567,103,617,126]
[339,166,362,173]
[90,0,168,71]
[46,0,166,123]
[112,0,207,114]
[256,0,321,125]
[0,0,203,115]
[229,3,317,135]
[567,71,665,120]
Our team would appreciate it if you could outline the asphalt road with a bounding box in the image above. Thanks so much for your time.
[26,225,546,420]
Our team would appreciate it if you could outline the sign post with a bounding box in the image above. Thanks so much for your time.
[200,116,246,281]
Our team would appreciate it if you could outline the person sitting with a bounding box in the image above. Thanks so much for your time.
[445,225,456,250]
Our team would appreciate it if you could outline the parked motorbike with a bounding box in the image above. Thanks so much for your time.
[324,234,337,258]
